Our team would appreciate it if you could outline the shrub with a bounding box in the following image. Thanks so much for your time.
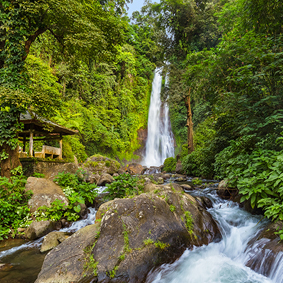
[0,172,32,240]
[163,157,177,173]
[38,171,98,222]
[104,173,140,200]
[215,143,283,239]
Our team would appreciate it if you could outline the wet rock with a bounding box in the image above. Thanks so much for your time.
[176,177,186,182]
[145,166,161,174]
[0,263,12,271]
[40,232,69,253]
[161,174,171,180]
[195,196,213,209]
[35,223,100,283]
[157,177,164,184]
[216,180,238,200]
[74,202,88,218]
[180,184,193,190]
[25,221,61,240]
[175,161,183,174]
[245,221,283,278]
[82,155,120,175]
[91,191,220,283]
[93,193,108,209]
[97,173,115,186]
[88,173,100,184]
[121,163,146,175]
[25,177,68,213]
[36,184,220,283]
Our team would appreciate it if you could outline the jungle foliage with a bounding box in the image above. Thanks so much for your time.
[134,0,283,232]
[139,0,283,230]
[0,0,156,176]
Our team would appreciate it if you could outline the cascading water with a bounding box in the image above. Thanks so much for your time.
[146,187,283,283]
[143,68,175,167]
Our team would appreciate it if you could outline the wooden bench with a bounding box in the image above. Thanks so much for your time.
[34,145,62,159]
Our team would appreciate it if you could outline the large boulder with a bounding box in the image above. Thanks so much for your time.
[97,173,115,186]
[120,163,146,175]
[40,231,69,252]
[25,177,69,213]
[21,161,78,180]
[216,180,238,200]
[82,155,120,176]
[175,161,183,174]
[25,221,61,240]
[180,184,193,191]
[35,223,100,283]
[244,221,283,280]
[36,184,220,283]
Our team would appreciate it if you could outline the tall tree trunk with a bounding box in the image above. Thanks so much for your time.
[185,88,194,153]
[0,144,21,178]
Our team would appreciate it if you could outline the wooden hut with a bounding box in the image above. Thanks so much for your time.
[18,110,77,159]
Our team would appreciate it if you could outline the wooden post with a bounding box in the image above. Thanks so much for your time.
[29,131,34,157]
[59,134,63,159]
[185,88,194,153]
[23,134,26,152]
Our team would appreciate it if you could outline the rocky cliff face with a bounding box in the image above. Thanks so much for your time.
[35,183,220,283]
[133,128,148,162]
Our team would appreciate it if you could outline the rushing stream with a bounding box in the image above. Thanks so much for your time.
[146,187,282,283]
[2,182,283,282]
[143,68,175,167]
[0,207,97,283]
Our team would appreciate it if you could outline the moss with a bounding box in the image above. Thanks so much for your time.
[169,205,176,212]
[109,265,119,279]
[143,238,154,246]
[184,211,194,231]
[105,160,111,167]
[122,222,131,253]
[154,241,170,250]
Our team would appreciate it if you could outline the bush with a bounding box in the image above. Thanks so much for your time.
[163,157,177,173]
[182,148,214,179]
[104,173,141,200]
[215,143,283,239]
[0,172,32,240]
[37,171,98,222]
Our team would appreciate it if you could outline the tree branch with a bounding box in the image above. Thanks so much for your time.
[23,28,47,60]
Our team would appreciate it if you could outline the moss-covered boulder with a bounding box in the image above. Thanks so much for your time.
[82,154,121,176]
[35,183,220,283]
[35,224,100,283]
[25,177,69,213]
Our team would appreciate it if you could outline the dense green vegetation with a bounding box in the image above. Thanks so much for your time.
[137,0,283,232]
[1,0,283,238]
[0,0,157,176]
[0,169,98,239]
[0,171,31,240]
[104,173,142,200]
[163,157,177,173]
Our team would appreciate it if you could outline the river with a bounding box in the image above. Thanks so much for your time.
[146,186,283,283]
[2,182,283,282]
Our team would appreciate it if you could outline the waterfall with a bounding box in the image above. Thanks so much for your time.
[143,68,175,167]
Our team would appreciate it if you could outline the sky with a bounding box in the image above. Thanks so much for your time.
[126,0,160,17]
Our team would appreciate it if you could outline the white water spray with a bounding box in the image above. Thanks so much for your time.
[143,68,174,167]
[146,188,283,283]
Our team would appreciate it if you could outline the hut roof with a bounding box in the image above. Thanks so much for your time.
[19,110,77,137]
